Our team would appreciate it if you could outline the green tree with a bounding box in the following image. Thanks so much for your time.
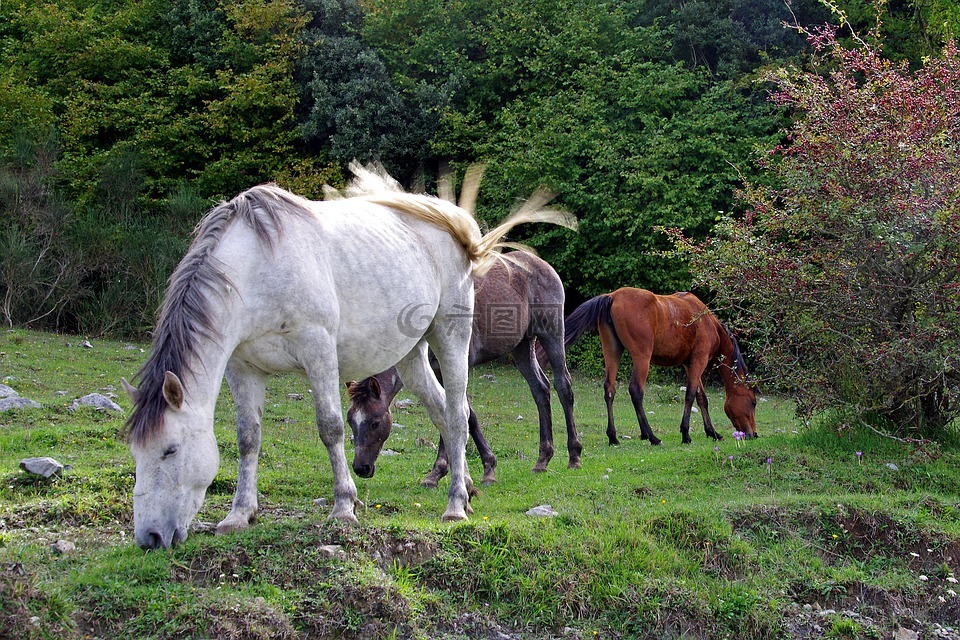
[0,0,317,334]
[627,0,829,77]
[478,62,778,298]
[361,0,782,299]
[296,0,440,183]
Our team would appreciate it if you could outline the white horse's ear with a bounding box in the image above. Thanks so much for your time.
[369,377,382,400]
[121,377,141,404]
[162,371,185,410]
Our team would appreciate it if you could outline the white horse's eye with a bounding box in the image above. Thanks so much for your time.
[162,444,180,459]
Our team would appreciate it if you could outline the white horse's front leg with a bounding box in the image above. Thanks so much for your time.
[304,340,360,524]
[399,341,473,521]
[218,361,266,534]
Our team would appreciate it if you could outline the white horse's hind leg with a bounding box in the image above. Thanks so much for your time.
[303,337,360,524]
[396,342,474,521]
[218,360,267,534]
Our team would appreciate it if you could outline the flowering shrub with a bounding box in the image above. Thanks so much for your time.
[670,22,960,436]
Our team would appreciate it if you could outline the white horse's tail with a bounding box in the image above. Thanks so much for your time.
[333,161,577,275]
[471,184,577,275]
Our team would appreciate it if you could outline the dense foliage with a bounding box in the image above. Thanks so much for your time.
[0,0,328,334]
[672,19,960,436]
[3,0,933,336]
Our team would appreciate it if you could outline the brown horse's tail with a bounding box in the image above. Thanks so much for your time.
[564,294,615,349]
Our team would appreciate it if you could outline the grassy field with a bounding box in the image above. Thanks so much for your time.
[2,328,960,639]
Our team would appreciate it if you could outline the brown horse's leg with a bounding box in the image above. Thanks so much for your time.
[512,339,556,472]
[424,405,495,488]
[695,386,723,441]
[679,377,698,444]
[627,363,662,446]
[421,435,449,488]
[679,363,710,444]
[599,321,624,445]
[538,334,582,469]
[468,404,498,485]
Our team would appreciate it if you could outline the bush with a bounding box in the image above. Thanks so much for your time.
[670,20,960,437]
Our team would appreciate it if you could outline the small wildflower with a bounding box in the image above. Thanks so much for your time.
[856,451,862,465]
[375,504,382,509]
[414,502,422,508]
[483,516,489,521]
[947,576,958,584]
[919,575,929,581]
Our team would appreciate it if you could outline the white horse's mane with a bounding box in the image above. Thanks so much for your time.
[327,161,578,275]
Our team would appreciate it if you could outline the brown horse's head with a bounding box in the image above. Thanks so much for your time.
[720,326,759,439]
[346,376,395,478]
[724,379,758,438]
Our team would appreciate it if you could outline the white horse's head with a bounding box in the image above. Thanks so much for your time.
[124,372,219,550]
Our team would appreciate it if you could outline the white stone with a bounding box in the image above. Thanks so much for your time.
[20,457,65,478]
[525,504,559,517]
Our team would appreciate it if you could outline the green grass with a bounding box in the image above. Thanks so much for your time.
[2,328,960,639]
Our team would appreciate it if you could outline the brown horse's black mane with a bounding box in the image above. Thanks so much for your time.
[722,325,750,377]
[346,379,376,403]
[126,185,314,446]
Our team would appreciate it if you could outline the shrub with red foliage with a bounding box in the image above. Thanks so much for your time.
[671,25,960,435]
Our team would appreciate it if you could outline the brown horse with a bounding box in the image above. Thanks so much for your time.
[347,251,582,486]
[564,288,757,446]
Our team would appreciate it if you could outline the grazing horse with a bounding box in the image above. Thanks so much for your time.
[564,288,757,446]
[122,163,567,549]
[347,251,582,487]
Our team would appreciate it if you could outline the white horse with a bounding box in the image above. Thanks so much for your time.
[122,164,572,549]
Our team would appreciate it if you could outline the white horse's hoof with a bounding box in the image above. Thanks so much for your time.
[329,501,360,525]
[216,514,255,535]
[441,510,468,522]
[328,512,360,525]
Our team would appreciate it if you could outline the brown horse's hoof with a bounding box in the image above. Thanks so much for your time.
[650,438,662,446]
[568,459,581,470]
[420,477,439,489]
